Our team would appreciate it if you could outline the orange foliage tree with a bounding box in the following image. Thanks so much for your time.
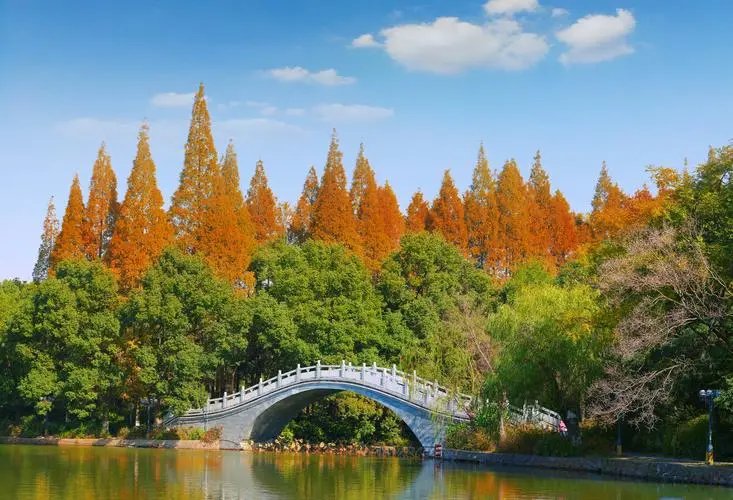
[51,174,86,267]
[548,190,578,267]
[378,182,405,252]
[311,131,361,254]
[352,147,387,270]
[496,159,531,275]
[221,142,256,247]
[169,83,254,287]
[589,161,629,241]
[405,190,429,233]
[527,150,553,260]
[247,159,283,243]
[428,170,467,252]
[83,144,118,260]
[464,144,499,271]
[290,166,319,244]
[169,83,220,253]
[108,124,173,290]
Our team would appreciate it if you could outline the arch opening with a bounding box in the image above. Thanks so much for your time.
[250,389,421,447]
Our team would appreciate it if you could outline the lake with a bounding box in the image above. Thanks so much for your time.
[0,445,729,499]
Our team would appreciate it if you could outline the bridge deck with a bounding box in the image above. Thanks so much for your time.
[181,362,473,419]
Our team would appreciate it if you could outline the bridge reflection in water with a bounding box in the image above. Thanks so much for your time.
[2,445,725,499]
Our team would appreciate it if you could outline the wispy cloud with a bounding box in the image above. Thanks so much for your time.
[483,0,539,16]
[313,104,394,123]
[556,8,636,64]
[266,66,356,85]
[550,7,569,18]
[150,92,195,108]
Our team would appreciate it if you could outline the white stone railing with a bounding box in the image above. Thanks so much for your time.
[184,361,473,418]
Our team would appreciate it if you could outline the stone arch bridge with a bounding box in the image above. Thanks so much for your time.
[165,361,473,453]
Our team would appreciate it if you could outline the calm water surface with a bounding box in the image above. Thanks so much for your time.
[0,444,729,499]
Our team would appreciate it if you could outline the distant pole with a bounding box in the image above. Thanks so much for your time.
[698,389,721,465]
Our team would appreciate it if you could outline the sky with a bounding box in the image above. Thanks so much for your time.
[1,0,732,280]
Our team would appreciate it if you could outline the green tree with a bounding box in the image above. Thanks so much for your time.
[120,248,249,417]
[379,232,494,391]
[5,260,121,432]
[485,267,608,414]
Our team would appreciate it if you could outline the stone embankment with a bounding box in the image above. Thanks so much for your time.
[0,436,219,449]
[0,436,421,457]
[444,449,733,487]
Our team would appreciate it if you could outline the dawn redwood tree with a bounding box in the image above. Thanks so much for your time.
[378,182,405,252]
[496,160,531,275]
[83,144,118,260]
[220,142,256,253]
[590,162,629,241]
[405,190,429,233]
[169,83,220,253]
[311,131,361,254]
[247,159,283,243]
[352,147,387,271]
[169,84,254,287]
[428,170,467,252]
[51,174,86,268]
[527,150,553,261]
[548,190,578,267]
[108,124,173,291]
[290,166,319,244]
[32,196,60,283]
[350,143,371,215]
[464,144,499,271]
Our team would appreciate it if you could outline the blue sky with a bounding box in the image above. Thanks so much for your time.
[1,0,732,280]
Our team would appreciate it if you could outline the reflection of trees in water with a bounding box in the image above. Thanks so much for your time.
[3,446,729,499]
[250,453,421,499]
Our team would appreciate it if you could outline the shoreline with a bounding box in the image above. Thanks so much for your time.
[443,449,733,487]
[3,437,732,487]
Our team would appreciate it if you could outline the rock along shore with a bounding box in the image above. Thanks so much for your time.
[443,448,733,487]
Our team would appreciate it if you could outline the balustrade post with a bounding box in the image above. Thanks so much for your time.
[222,392,227,409]
[361,363,366,381]
[392,364,396,378]
[340,359,345,377]
[316,360,321,378]
[412,371,417,401]
[240,386,245,403]
[256,377,262,396]
[296,364,300,382]
[380,368,385,386]
[372,361,377,373]
[277,370,282,387]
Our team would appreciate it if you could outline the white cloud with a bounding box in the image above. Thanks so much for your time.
[379,17,548,73]
[550,7,568,17]
[245,100,269,108]
[285,108,306,116]
[150,92,195,108]
[267,66,356,85]
[484,0,539,16]
[313,104,394,123]
[352,33,381,48]
[556,8,636,64]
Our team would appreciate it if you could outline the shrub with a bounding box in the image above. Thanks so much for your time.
[445,422,495,451]
[202,426,222,444]
[117,426,130,439]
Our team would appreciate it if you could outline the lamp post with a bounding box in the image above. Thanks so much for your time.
[698,389,720,465]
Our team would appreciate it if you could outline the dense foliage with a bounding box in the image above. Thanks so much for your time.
[6,84,732,452]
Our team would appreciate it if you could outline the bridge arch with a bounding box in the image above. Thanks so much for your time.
[166,362,471,452]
